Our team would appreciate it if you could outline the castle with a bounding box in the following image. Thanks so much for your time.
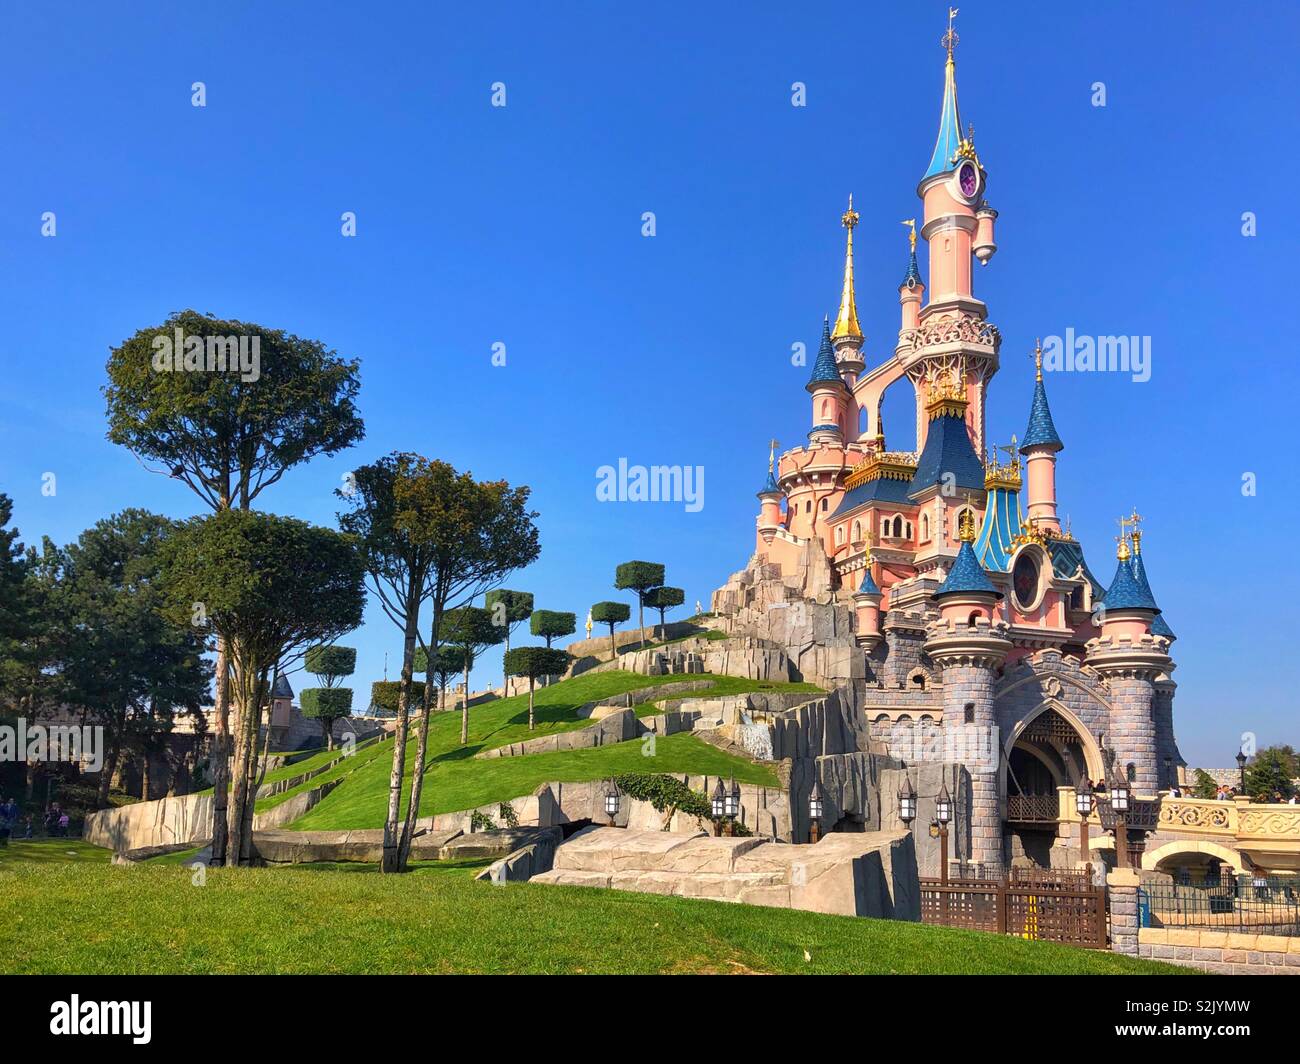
[712,17,1182,874]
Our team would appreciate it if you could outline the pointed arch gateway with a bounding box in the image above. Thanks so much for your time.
[1000,699,1105,830]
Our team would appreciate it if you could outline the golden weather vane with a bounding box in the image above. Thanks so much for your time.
[901,218,917,252]
[768,438,779,473]
[842,194,859,231]
[943,7,959,56]
[1034,338,1043,382]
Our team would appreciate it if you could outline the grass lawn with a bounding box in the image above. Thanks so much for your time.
[0,839,111,865]
[268,670,810,828]
[292,732,779,829]
[0,861,1184,975]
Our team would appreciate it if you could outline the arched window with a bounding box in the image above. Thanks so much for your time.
[821,498,828,512]
[835,526,844,545]
[967,611,980,628]
[892,516,904,538]
[821,399,830,419]
[851,520,861,543]
[921,513,930,540]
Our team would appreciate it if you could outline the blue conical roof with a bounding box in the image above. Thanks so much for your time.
[1100,556,1159,613]
[1020,376,1064,453]
[757,467,780,497]
[901,249,922,289]
[935,540,1000,599]
[1129,550,1172,637]
[806,318,842,389]
[923,55,964,180]
[857,567,880,595]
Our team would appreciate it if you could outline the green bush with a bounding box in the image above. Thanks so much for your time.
[300,688,354,719]
[304,645,357,681]
[369,681,427,715]
[590,601,630,625]
[530,609,576,647]
[503,646,570,680]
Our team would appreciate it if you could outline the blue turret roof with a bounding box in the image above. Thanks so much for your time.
[902,250,922,289]
[1020,376,1064,453]
[923,55,964,180]
[757,467,779,497]
[1130,550,1173,637]
[909,412,985,498]
[1100,556,1160,613]
[974,482,1023,572]
[807,318,842,390]
[935,539,1000,599]
[857,568,880,595]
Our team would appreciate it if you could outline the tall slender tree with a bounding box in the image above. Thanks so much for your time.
[414,645,464,711]
[103,310,363,863]
[643,586,685,637]
[504,647,571,731]
[590,601,631,661]
[437,607,504,747]
[530,609,576,649]
[484,589,533,683]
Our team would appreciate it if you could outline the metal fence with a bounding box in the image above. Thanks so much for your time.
[920,869,1107,949]
[1140,875,1300,936]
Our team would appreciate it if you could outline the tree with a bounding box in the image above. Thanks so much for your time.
[300,645,357,749]
[484,589,533,682]
[503,647,571,731]
[0,495,35,706]
[391,461,539,869]
[438,607,503,745]
[1190,769,1219,800]
[104,309,363,864]
[530,609,576,649]
[370,681,426,717]
[614,561,665,650]
[52,510,212,807]
[159,509,365,864]
[643,586,685,636]
[1244,746,1298,802]
[415,644,466,711]
[590,601,631,661]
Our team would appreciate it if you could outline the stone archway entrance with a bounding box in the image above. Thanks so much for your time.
[1001,703,1105,869]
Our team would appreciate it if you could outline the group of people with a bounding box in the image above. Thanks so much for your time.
[1211,783,1298,803]
[0,797,70,845]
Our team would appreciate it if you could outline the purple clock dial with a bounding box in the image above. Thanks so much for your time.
[958,162,978,198]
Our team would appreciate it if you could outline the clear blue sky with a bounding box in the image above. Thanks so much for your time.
[1,2,1296,768]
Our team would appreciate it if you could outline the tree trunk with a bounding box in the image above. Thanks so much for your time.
[607,623,616,661]
[528,678,536,731]
[439,680,446,712]
[398,621,441,870]
[382,611,419,873]
[140,752,151,802]
[460,654,471,745]
[502,630,510,690]
[239,673,270,866]
[97,741,121,809]
[209,638,231,865]
[638,597,646,650]
[225,672,255,866]
[25,762,37,804]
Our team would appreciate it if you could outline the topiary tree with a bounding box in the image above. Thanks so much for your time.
[615,561,665,650]
[301,644,357,748]
[371,680,427,717]
[484,589,533,683]
[643,586,685,637]
[503,647,571,730]
[415,644,467,712]
[439,606,503,744]
[590,601,631,662]
[530,609,576,649]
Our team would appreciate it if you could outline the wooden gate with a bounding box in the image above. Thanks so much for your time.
[919,869,1107,949]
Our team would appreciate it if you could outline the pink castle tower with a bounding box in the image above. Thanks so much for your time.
[723,13,1184,875]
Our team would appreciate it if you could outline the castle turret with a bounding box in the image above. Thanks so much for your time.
[852,560,883,649]
[832,196,865,384]
[1127,523,1181,790]
[755,441,783,544]
[924,507,1012,873]
[1019,342,1064,534]
[1086,526,1170,795]
[807,317,846,444]
[898,219,924,332]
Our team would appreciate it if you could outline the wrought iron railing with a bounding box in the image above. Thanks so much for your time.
[1006,794,1059,824]
[919,872,1107,949]
[1140,876,1300,936]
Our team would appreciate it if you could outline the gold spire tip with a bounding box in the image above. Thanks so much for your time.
[901,218,917,252]
[1034,339,1043,382]
[832,196,863,341]
[943,7,959,57]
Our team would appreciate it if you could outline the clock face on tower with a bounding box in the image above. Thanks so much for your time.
[957,161,979,199]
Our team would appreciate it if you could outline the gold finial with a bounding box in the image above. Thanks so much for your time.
[1116,515,1131,561]
[943,7,959,58]
[901,218,917,253]
[767,438,779,474]
[1034,339,1043,382]
[958,493,977,542]
[832,195,863,341]
[1129,509,1144,554]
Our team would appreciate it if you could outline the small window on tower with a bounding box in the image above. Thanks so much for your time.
[964,703,975,724]
[821,498,828,512]
[805,501,811,514]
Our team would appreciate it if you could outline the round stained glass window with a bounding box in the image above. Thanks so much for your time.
[1012,551,1039,610]
[957,161,979,199]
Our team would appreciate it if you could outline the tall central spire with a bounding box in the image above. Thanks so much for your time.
[832,194,863,341]
[924,9,964,180]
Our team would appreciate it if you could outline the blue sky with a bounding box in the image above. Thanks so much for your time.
[1,2,1296,768]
